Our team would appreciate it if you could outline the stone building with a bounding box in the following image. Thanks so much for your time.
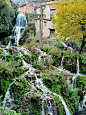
[19,3,34,14]
[34,0,56,37]
[18,1,56,37]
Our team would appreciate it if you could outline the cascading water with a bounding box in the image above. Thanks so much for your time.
[3,78,19,109]
[48,100,53,115]
[35,78,71,115]
[41,100,45,115]
[2,48,9,55]
[61,56,64,69]
[8,13,27,46]
[78,95,86,112]
[67,76,70,87]
[35,48,47,62]
[3,83,13,109]
[3,47,71,115]
[77,57,79,75]
[72,57,80,89]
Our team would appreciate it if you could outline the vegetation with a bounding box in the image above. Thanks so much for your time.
[0,107,21,115]
[0,0,86,115]
[0,0,15,33]
[52,0,86,53]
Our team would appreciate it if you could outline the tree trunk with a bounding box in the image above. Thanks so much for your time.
[80,35,86,53]
[39,15,43,48]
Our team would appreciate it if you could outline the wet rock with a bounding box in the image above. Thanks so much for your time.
[9,47,19,56]
[44,55,53,67]
[19,28,30,45]
[34,69,40,74]
[30,47,40,54]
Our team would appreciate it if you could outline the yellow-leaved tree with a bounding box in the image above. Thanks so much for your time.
[51,0,86,53]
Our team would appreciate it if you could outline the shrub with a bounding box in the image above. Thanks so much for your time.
[0,107,21,115]
[43,74,53,87]
[0,49,3,54]
[6,55,13,61]
[14,55,21,61]
[42,44,52,52]
[0,54,5,60]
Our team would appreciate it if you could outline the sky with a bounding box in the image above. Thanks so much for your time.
[13,0,54,5]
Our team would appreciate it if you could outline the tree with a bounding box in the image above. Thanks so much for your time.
[0,0,15,33]
[33,0,47,48]
[51,0,86,53]
[28,0,48,48]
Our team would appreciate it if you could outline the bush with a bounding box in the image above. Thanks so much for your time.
[43,74,53,87]
[6,55,13,61]
[3,37,10,45]
[14,55,21,61]
[0,49,3,54]
[0,107,21,115]
[42,44,52,52]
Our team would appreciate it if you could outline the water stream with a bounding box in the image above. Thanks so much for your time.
[48,100,53,115]
[2,48,9,55]
[78,95,86,112]
[3,47,71,115]
[36,77,71,115]
[35,48,47,62]
[61,56,64,69]
[42,100,45,115]
[3,78,19,109]
[72,57,79,89]
[8,13,27,46]
[77,57,79,75]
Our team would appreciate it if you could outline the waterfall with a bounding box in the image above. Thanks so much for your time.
[2,48,9,55]
[38,50,47,62]
[3,84,13,109]
[61,56,64,69]
[48,100,53,115]
[72,57,79,89]
[8,13,27,46]
[41,100,45,115]
[78,95,86,111]
[3,78,19,109]
[36,78,71,115]
[67,76,70,87]
[3,47,71,115]
[77,57,79,75]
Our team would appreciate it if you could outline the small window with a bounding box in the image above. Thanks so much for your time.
[44,21,46,26]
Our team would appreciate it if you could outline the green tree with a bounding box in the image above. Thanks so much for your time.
[0,0,15,33]
[52,0,86,53]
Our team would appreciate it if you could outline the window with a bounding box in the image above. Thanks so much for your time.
[44,21,47,26]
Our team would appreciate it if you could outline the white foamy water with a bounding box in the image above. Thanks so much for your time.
[61,56,64,69]
[3,47,71,115]
[8,14,27,46]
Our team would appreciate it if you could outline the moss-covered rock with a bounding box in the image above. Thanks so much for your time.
[0,107,21,115]
[19,28,30,45]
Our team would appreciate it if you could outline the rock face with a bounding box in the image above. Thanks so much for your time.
[10,79,66,115]
[19,28,30,45]
[1,46,86,115]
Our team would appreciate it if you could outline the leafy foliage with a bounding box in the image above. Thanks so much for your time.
[0,0,15,33]
[52,0,86,52]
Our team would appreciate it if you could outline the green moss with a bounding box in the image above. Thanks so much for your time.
[6,55,13,61]
[0,48,3,54]
[1,79,11,97]
[0,107,21,115]
[3,37,10,45]
[56,98,64,115]
[43,74,53,87]
[14,55,21,61]
[0,54,5,60]
[42,44,52,52]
